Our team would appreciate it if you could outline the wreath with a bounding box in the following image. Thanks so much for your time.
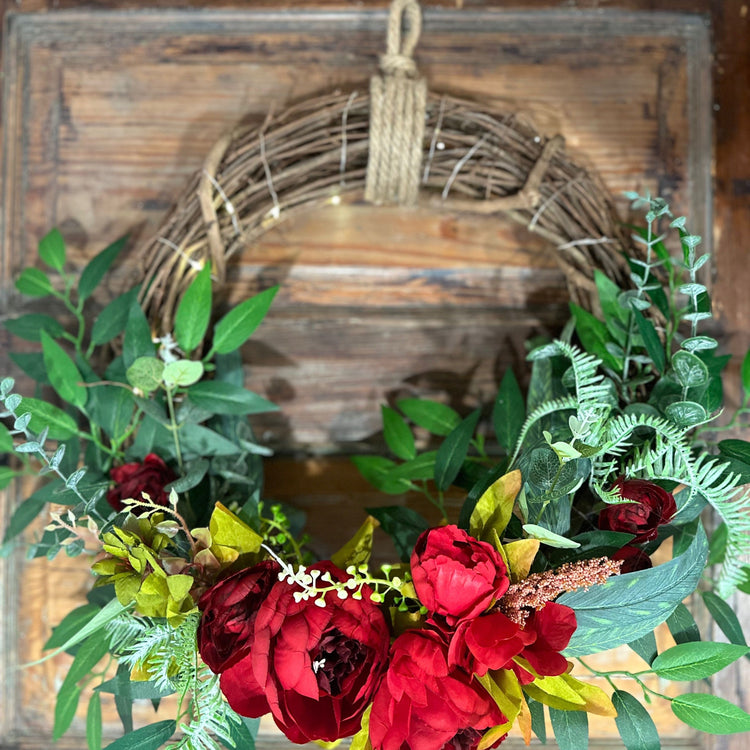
[2,1,749,749]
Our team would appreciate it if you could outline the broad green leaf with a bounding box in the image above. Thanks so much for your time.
[671,693,750,734]
[652,641,750,681]
[718,439,750,464]
[594,269,629,332]
[523,523,580,549]
[9,351,49,383]
[365,505,430,562]
[548,706,588,750]
[702,591,747,647]
[708,522,728,566]
[493,369,524,453]
[212,285,278,354]
[352,455,413,495]
[382,405,416,460]
[0,466,17,491]
[174,263,212,353]
[477,669,524,726]
[126,357,164,394]
[396,398,460,436]
[664,400,706,427]
[5,314,63,342]
[742,348,750,397]
[386,451,437,481]
[53,682,81,741]
[209,502,263,558]
[633,309,665,374]
[0,423,13,452]
[103,720,177,749]
[226,715,260,750]
[470,470,522,544]
[163,359,204,388]
[17,397,77,440]
[41,330,87,409]
[91,287,140,346]
[527,697,546,744]
[434,408,480,491]
[166,459,209,493]
[665,603,700,645]
[178,423,240,457]
[87,692,103,750]
[682,336,718,353]
[187,380,277,415]
[3,484,53,542]
[612,690,660,750]
[44,603,100,649]
[672,350,709,389]
[95,677,175,700]
[123,299,155,367]
[570,302,619,371]
[16,266,53,297]
[559,525,708,655]
[331,515,378,570]
[504,539,540,583]
[39,228,66,271]
[113,662,133,734]
[90,385,134,440]
[79,236,127,301]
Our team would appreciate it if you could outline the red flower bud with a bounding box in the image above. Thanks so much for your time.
[598,478,676,543]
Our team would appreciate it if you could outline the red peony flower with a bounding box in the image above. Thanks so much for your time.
[197,560,281,675]
[447,611,536,676]
[219,561,390,744]
[612,545,653,574]
[411,526,509,626]
[106,453,177,512]
[512,602,577,684]
[597,478,677,543]
[369,629,506,750]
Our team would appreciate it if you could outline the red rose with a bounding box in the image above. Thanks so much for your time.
[612,545,653,574]
[598,478,677,543]
[106,453,177,512]
[197,560,281,675]
[511,602,577,685]
[411,526,509,626]
[369,629,506,750]
[219,561,390,744]
[448,611,535,676]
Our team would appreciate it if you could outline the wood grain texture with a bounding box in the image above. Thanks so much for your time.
[0,4,743,749]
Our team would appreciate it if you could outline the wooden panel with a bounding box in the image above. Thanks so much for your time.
[0,6,725,748]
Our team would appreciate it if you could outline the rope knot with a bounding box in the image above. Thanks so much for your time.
[379,52,418,78]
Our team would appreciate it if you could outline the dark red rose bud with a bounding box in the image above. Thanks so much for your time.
[597,478,677,543]
[106,453,177,512]
[612,545,653,574]
[219,561,390,744]
[411,525,510,626]
[197,560,281,674]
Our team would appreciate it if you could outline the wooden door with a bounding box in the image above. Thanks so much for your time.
[0,4,745,749]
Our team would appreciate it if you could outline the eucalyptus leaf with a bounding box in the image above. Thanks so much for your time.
[664,401,706,427]
[672,350,709,388]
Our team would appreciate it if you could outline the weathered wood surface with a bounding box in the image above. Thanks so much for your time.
[0,4,744,749]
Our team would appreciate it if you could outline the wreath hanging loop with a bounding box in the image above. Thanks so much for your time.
[365,0,427,206]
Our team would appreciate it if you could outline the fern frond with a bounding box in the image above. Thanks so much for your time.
[511,396,578,463]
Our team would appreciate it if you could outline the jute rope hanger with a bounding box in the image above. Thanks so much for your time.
[138,0,637,333]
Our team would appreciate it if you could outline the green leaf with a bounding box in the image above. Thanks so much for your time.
[44,603,100,649]
[671,693,750,734]
[559,525,708,656]
[112,662,133,734]
[682,336,718,353]
[396,398,460,436]
[163,359,204,388]
[612,691,660,750]
[548,706,588,750]
[53,682,81,741]
[570,302,619,371]
[41,330,87,409]
[79,236,127,301]
[633,310,665,374]
[123,299,155,367]
[702,591,747,647]
[594,269,629,330]
[39,228,66,271]
[96,677,175,700]
[3,484,52,542]
[664,400,706,427]
[103,720,177,749]
[434,409,480,491]
[17,397,78,440]
[527,697,546,744]
[365,505,430,562]
[16,266,53,297]
[742,349,750,397]
[5,314,64,342]
[384,451,437,482]
[493,369,525,453]
[672,350,709,389]
[0,423,13,452]
[523,523,580,549]
[87,692,103,750]
[382,406,416,460]
[628,632,658,666]
[174,263,212,353]
[90,385,134,440]
[351,455,413,495]
[91,287,140,346]
[718,439,750,464]
[0,466,18,492]
[665,602,700,645]
[126,357,164,394]
[187,380,277,415]
[178,423,240,457]
[212,285,278,354]
[652,641,750,680]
